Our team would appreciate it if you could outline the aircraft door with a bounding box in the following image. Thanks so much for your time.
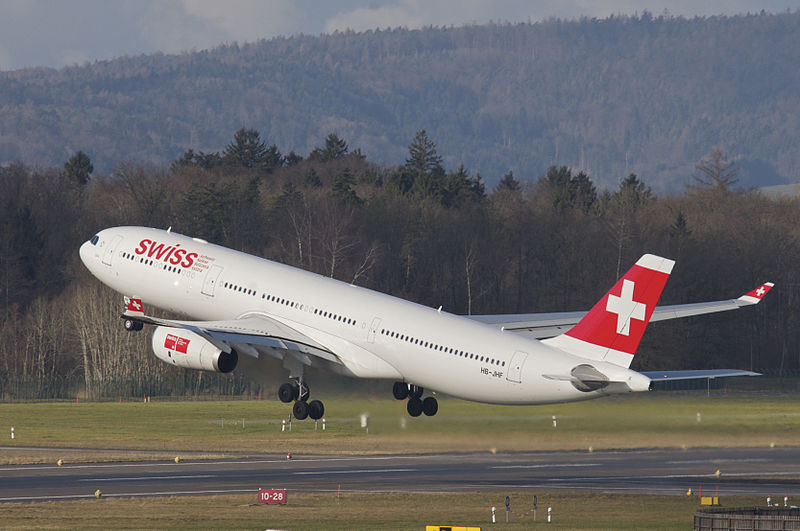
[201,265,223,296]
[506,351,528,383]
[101,236,123,266]
[367,317,382,343]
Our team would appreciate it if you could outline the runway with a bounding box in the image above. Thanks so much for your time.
[2,446,799,502]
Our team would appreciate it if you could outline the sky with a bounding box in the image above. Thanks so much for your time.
[1,0,799,71]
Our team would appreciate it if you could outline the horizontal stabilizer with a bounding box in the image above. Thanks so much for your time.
[641,369,761,381]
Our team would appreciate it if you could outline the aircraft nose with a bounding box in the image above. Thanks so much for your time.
[79,233,101,270]
[79,240,90,266]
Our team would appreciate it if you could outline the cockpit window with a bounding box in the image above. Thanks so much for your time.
[90,235,100,245]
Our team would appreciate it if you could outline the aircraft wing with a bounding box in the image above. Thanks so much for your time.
[468,282,774,339]
[122,298,340,364]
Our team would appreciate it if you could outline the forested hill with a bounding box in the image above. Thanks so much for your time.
[1,11,799,191]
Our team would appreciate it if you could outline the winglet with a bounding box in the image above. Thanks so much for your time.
[737,282,774,305]
[124,296,145,317]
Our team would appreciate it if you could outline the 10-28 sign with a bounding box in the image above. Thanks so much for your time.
[258,488,287,504]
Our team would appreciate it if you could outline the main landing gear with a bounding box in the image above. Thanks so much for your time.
[278,379,324,421]
[123,318,144,331]
[392,381,438,417]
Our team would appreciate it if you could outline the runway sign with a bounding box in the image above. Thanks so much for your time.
[425,526,482,531]
[258,488,287,504]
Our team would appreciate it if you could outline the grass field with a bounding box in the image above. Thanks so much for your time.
[0,491,766,530]
[2,392,799,463]
[1,393,795,529]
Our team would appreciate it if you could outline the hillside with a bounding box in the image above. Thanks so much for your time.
[1,11,799,191]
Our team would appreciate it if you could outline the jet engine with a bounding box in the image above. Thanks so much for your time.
[151,326,238,373]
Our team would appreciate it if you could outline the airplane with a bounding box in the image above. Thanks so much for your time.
[79,226,772,419]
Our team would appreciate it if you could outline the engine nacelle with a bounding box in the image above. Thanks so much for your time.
[151,326,238,373]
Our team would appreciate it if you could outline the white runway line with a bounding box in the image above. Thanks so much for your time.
[0,453,447,472]
[293,468,416,475]
[78,475,216,482]
[491,463,601,469]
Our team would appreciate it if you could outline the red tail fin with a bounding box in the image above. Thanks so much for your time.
[543,254,674,367]
[124,296,145,317]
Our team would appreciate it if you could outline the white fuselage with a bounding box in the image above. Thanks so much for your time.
[80,226,642,405]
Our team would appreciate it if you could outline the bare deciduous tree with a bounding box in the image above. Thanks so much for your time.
[693,147,739,190]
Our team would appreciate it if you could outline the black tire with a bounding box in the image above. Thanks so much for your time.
[409,385,424,399]
[392,382,409,400]
[422,396,438,417]
[407,397,423,417]
[278,383,297,403]
[308,400,325,420]
[293,400,309,420]
[123,319,142,332]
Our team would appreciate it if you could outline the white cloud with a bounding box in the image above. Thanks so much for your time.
[133,1,310,58]
[323,0,800,33]
[323,0,503,32]
[136,2,223,54]
[180,0,303,42]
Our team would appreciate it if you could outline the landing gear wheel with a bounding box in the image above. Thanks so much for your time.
[308,400,325,420]
[422,396,438,417]
[392,382,409,400]
[409,385,423,399]
[293,400,309,420]
[123,319,143,332]
[407,397,423,417]
[278,383,297,403]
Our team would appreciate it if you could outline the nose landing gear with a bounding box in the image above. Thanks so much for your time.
[393,381,438,417]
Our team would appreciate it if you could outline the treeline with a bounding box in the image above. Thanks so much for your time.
[1,12,800,191]
[1,129,797,399]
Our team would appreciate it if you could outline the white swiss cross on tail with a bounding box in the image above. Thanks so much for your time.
[124,297,145,317]
[544,254,675,369]
[606,279,646,335]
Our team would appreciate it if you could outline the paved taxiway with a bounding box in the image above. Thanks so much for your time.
[2,446,799,502]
